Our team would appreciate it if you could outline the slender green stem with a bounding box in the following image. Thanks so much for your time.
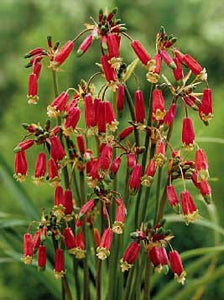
[144,259,151,300]
[73,258,81,300]
[123,268,134,300]
[154,167,162,225]
[124,85,139,147]
[96,259,102,300]
[52,70,59,97]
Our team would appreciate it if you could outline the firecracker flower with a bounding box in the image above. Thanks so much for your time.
[120,241,141,272]
[96,228,113,260]
[181,190,198,224]
[54,248,65,279]
[169,250,186,285]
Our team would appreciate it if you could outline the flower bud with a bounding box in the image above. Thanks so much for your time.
[52,40,74,69]
[23,233,33,264]
[107,33,120,58]
[64,227,76,251]
[173,57,184,81]
[50,136,66,161]
[116,84,125,111]
[182,54,202,75]
[131,40,151,65]
[166,185,180,209]
[149,246,162,272]
[183,95,199,110]
[182,117,195,151]
[96,228,113,260]
[110,156,121,178]
[54,249,65,279]
[72,232,86,259]
[79,199,96,218]
[135,90,145,123]
[198,180,212,204]
[77,35,93,57]
[127,153,136,169]
[84,94,96,128]
[33,153,46,185]
[53,186,65,220]
[38,245,47,270]
[129,164,142,193]
[105,101,118,132]
[119,126,134,140]
[169,250,186,284]
[47,92,69,118]
[181,190,198,224]
[27,73,38,104]
[14,139,34,153]
[14,151,27,182]
[160,50,176,69]
[152,89,166,121]
[199,88,213,123]
[164,103,177,127]
[120,241,141,272]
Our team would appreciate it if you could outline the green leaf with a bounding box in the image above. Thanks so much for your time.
[0,153,38,219]
[197,137,224,144]
[123,58,139,82]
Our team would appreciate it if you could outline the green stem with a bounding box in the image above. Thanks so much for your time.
[96,259,102,300]
[144,259,151,300]
[73,258,81,300]
[52,70,59,97]
[124,85,139,147]
[154,167,162,225]
[123,268,134,300]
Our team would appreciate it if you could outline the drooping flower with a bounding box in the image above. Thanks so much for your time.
[50,136,66,161]
[166,185,180,210]
[48,158,60,187]
[47,92,69,118]
[129,164,142,193]
[154,140,166,167]
[109,157,121,179]
[195,148,209,182]
[77,35,93,57]
[23,233,33,264]
[199,88,213,123]
[152,89,166,121]
[96,228,113,260]
[27,73,38,104]
[135,90,145,123]
[181,190,198,224]
[120,241,141,272]
[38,245,47,270]
[112,200,126,234]
[63,107,81,136]
[14,151,28,182]
[182,117,195,151]
[54,249,65,279]
[131,40,151,65]
[32,152,46,185]
[169,250,186,285]
[182,54,202,75]
[116,84,125,111]
[141,159,157,186]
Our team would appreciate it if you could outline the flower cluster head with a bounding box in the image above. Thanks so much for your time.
[17,7,213,289]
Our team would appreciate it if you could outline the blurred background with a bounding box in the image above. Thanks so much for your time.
[0,0,224,299]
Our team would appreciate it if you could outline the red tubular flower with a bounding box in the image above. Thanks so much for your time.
[54,249,65,279]
[198,180,212,204]
[117,84,125,111]
[195,148,209,182]
[33,231,41,250]
[110,156,121,178]
[76,135,85,155]
[33,61,42,79]
[79,199,96,218]
[64,189,73,215]
[173,49,184,63]
[146,54,161,83]
[112,200,127,234]
[64,227,76,251]
[159,247,169,266]
[120,241,141,272]
[129,164,142,193]
[107,33,120,58]
[141,159,157,186]
[101,55,116,82]
[48,158,60,187]
[164,103,177,127]
[119,126,134,140]
[105,101,118,131]
[183,95,198,110]
[14,151,27,182]
[47,91,69,118]
[127,153,137,169]
[160,50,176,69]
[96,101,106,133]
[25,47,43,58]
[23,233,33,264]
[54,186,64,206]
[149,246,162,271]
[94,228,101,247]
[27,73,38,104]
[131,40,151,65]
[77,35,93,57]
[73,232,85,259]
[182,117,195,151]
[182,54,202,75]
[169,250,186,284]
[152,89,166,121]
[181,190,198,224]
[173,57,184,81]
[154,140,166,167]
[166,185,180,209]
[199,88,213,123]
[99,144,113,171]
[135,90,145,123]
[84,94,96,128]
[50,136,66,161]
[96,228,113,260]
[38,245,47,270]
[52,40,74,69]
[33,152,46,185]
[14,139,34,153]
[154,54,162,74]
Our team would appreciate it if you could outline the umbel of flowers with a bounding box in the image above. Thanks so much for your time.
[15,7,213,299]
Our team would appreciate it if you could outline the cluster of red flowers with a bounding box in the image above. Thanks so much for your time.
[15,8,213,288]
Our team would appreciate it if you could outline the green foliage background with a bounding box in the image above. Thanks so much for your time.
[0,0,223,299]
